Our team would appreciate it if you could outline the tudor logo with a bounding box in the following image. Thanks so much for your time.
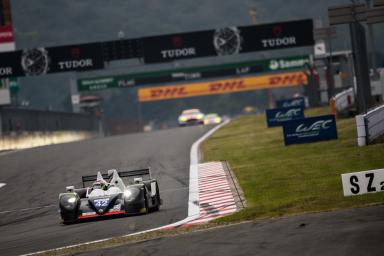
[296,120,332,133]
[275,108,301,118]
[262,25,297,48]
[160,35,197,59]
[172,36,183,48]
[0,67,12,76]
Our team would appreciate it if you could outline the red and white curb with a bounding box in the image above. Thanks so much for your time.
[185,161,237,225]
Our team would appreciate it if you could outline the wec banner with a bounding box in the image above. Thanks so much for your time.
[276,97,306,108]
[265,107,304,127]
[138,71,307,102]
[283,115,338,145]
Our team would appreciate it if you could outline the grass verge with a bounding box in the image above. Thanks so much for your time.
[202,107,384,223]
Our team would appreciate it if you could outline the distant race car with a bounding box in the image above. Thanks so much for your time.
[178,109,205,126]
[203,113,222,125]
[59,168,161,224]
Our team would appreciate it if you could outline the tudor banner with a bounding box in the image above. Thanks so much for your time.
[138,71,307,102]
[142,19,314,63]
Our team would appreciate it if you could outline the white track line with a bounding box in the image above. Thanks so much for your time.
[0,183,6,189]
[23,121,230,256]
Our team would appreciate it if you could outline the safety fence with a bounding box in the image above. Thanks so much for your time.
[356,104,384,146]
[329,87,355,116]
[0,108,100,150]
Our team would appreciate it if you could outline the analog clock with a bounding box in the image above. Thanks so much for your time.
[213,27,242,56]
[21,48,49,76]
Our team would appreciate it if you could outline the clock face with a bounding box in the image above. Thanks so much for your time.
[213,27,242,56]
[21,48,49,76]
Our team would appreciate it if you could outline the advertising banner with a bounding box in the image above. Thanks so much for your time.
[78,55,311,92]
[276,96,306,109]
[283,115,338,145]
[265,107,304,127]
[142,19,314,63]
[138,71,307,102]
[0,0,15,52]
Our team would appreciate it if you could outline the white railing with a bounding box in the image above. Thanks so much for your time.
[356,104,384,146]
[332,87,355,113]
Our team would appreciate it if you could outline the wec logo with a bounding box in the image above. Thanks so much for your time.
[275,108,301,118]
[282,99,303,107]
[296,120,332,133]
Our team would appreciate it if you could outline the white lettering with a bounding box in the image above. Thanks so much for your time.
[161,48,196,58]
[262,37,297,48]
[0,67,12,75]
[296,120,332,133]
[58,59,93,70]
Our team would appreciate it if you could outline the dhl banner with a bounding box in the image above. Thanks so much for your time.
[138,71,307,102]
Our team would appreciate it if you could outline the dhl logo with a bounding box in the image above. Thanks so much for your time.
[149,87,187,98]
[209,81,245,92]
[138,71,307,102]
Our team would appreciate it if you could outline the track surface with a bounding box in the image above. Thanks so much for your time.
[78,205,384,256]
[0,125,212,256]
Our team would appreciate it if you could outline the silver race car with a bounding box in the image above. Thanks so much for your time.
[59,168,161,224]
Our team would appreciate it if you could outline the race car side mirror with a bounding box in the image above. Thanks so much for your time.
[66,186,75,192]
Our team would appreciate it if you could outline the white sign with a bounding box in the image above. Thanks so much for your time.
[314,41,326,56]
[71,94,80,104]
[341,168,384,196]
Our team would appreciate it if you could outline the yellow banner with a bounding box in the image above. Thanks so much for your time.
[138,71,307,102]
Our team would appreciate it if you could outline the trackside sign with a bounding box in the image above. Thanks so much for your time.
[138,71,307,102]
[341,169,384,196]
[276,97,306,108]
[265,107,304,127]
[283,115,338,145]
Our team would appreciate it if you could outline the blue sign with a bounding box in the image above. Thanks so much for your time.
[283,115,338,145]
[276,97,306,109]
[266,107,304,127]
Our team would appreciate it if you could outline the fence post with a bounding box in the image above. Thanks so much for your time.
[356,114,367,146]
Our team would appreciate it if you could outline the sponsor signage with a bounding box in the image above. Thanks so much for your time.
[265,107,304,127]
[276,97,306,109]
[142,19,314,63]
[138,71,307,102]
[0,43,105,78]
[283,115,338,145]
[341,168,384,196]
[0,0,15,52]
[78,55,310,92]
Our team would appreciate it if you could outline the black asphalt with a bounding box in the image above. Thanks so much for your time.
[0,125,212,256]
[78,205,384,256]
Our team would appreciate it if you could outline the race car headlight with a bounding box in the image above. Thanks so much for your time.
[123,188,140,201]
[215,118,221,123]
[67,197,76,204]
[59,193,78,210]
[123,190,132,198]
[197,114,204,119]
[179,116,187,122]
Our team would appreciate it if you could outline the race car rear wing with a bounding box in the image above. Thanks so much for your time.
[81,168,152,187]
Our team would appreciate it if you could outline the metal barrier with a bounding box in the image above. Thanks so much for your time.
[356,104,384,146]
[329,87,355,116]
[0,108,99,134]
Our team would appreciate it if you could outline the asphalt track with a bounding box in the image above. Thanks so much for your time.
[78,205,384,256]
[0,125,212,256]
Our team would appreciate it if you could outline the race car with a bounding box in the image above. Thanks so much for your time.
[178,109,205,126]
[203,113,222,125]
[59,168,161,224]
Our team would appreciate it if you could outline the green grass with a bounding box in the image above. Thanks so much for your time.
[202,107,384,222]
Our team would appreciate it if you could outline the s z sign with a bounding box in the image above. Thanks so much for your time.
[341,169,384,196]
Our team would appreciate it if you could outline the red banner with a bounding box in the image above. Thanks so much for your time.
[0,24,14,43]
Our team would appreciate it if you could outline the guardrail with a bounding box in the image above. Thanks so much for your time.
[329,87,355,116]
[356,104,384,146]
